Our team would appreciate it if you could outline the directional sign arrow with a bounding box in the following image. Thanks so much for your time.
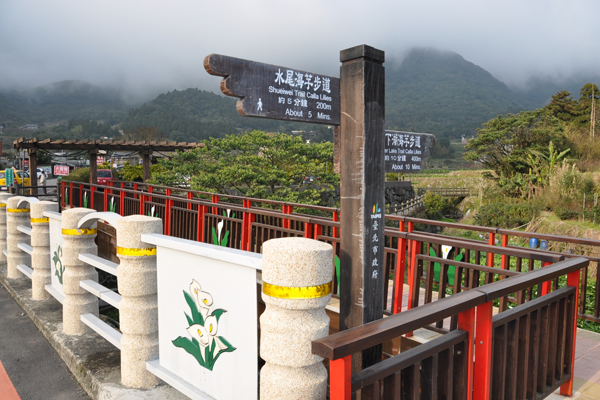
[204,54,340,125]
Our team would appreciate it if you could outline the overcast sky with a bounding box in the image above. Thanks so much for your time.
[1,0,599,100]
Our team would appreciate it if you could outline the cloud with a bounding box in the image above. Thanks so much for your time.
[1,0,599,99]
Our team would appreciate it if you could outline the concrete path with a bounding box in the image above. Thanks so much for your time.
[0,283,89,400]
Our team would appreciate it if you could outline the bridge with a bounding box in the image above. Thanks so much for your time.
[0,179,599,399]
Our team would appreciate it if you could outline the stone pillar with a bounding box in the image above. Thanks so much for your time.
[62,208,98,335]
[6,196,31,279]
[260,238,332,400]
[30,201,58,300]
[116,215,162,388]
[0,193,13,263]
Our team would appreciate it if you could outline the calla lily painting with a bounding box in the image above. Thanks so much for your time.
[172,279,236,370]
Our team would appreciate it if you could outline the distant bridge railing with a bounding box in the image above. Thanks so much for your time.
[416,187,474,197]
[58,180,600,324]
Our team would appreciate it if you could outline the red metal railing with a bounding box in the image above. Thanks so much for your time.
[312,257,586,400]
[60,180,600,323]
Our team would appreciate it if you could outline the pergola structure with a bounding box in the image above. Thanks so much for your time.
[14,138,203,188]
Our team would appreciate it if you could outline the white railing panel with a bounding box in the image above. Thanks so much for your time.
[45,284,65,304]
[81,313,122,349]
[17,243,33,255]
[141,233,261,400]
[44,211,65,298]
[78,253,118,276]
[80,280,121,308]
[17,264,33,279]
[17,226,32,236]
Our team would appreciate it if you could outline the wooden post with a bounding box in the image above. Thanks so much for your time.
[29,149,38,195]
[141,151,151,182]
[89,151,98,185]
[338,44,386,370]
[393,220,406,314]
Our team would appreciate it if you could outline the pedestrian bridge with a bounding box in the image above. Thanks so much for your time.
[0,180,599,399]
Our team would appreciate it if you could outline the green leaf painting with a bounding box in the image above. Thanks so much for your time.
[173,279,236,371]
[429,247,463,286]
[52,245,65,285]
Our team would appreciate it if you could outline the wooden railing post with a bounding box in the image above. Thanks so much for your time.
[211,195,219,215]
[304,222,313,239]
[197,203,206,243]
[500,234,509,276]
[313,223,322,241]
[165,188,172,236]
[542,261,552,295]
[139,193,145,215]
[560,269,581,396]
[333,211,339,238]
[282,205,289,229]
[120,182,125,216]
[70,182,74,207]
[393,220,406,314]
[473,301,493,400]
[90,185,95,209]
[329,355,351,400]
[487,232,495,268]
[103,187,108,211]
[457,307,476,400]
[241,200,251,250]
[186,192,193,210]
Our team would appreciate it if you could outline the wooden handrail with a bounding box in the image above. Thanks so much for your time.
[475,257,588,301]
[311,290,485,360]
[491,286,575,329]
[312,257,587,361]
[350,329,468,391]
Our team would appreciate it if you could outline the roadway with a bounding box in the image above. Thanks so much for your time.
[0,284,89,400]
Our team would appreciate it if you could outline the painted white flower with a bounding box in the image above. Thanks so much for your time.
[189,279,213,320]
[151,205,156,217]
[441,245,452,259]
[205,315,228,350]
[186,324,210,348]
[217,220,224,240]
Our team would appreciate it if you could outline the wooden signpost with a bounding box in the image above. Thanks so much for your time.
[384,130,435,173]
[204,54,340,125]
[205,45,386,371]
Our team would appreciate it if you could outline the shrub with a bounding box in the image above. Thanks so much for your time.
[474,203,538,229]
[555,207,578,220]
[62,167,90,183]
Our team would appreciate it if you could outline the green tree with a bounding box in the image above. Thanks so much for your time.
[463,109,565,178]
[545,90,579,122]
[151,131,338,207]
[122,126,165,141]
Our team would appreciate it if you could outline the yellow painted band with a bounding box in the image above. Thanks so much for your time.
[7,208,30,213]
[62,228,98,236]
[31,217,49,223]
[262,281,332,299]
[0,204,5,207]
[117,246,157,256]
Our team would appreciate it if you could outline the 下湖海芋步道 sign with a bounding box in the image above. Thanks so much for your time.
[384,131,435,173]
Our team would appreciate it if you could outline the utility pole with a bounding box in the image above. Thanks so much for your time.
[591,88,596,138]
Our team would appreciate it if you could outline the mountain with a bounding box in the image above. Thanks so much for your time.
[385,48,526,138]
[0,80,130,125]
[120,89,323,142]
[512,75,600,109]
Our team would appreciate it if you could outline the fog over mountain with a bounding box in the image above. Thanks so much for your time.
[1,0,599,102]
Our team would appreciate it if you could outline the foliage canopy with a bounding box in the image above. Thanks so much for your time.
[151,131,339,207]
